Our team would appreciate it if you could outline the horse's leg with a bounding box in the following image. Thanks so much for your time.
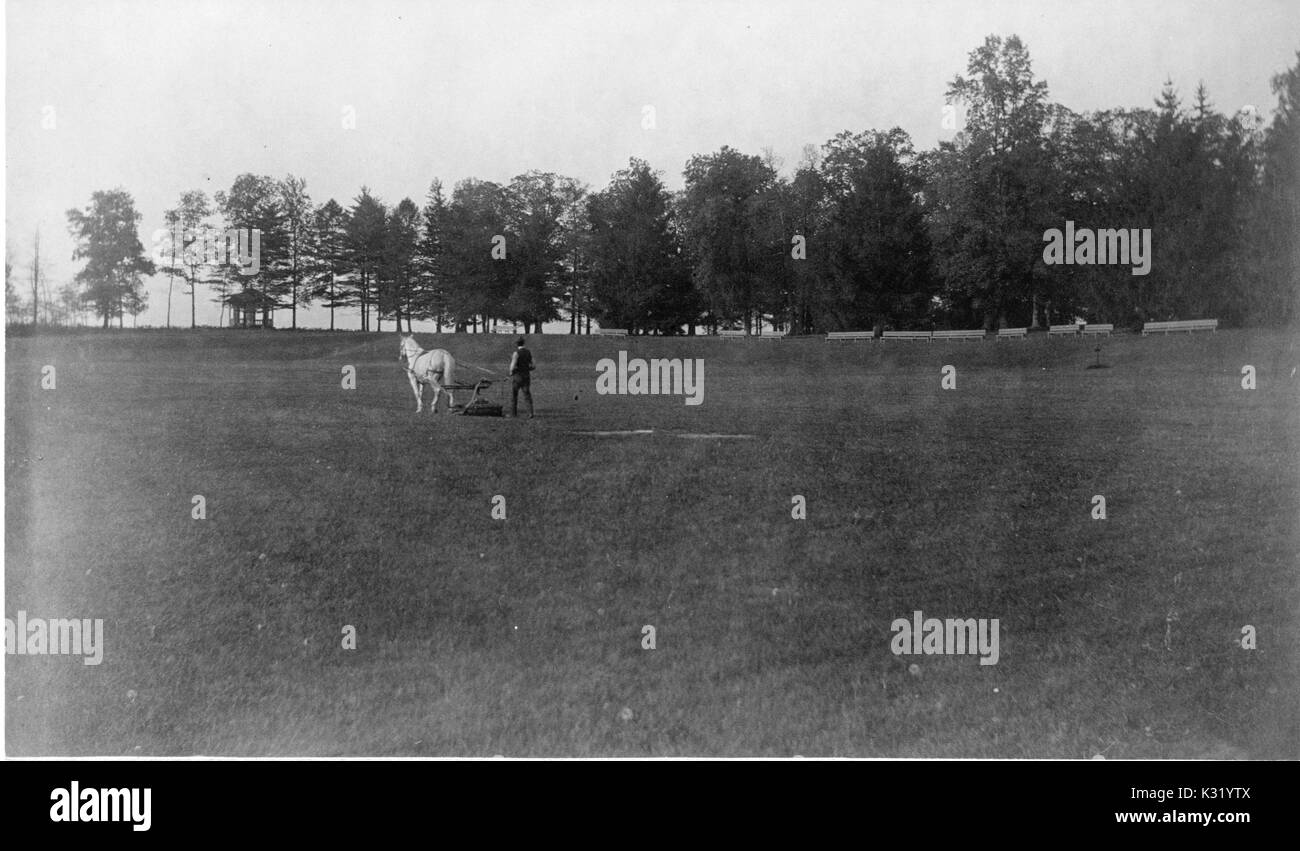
[429,378,442,413]
[408,373,422,412]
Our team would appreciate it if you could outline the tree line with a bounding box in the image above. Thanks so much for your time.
[32,36,1299,333]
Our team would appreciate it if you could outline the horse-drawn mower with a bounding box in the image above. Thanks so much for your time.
[447,379,503,417]
[399,334,504,417]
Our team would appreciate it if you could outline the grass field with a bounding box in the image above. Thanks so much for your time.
[5,327,1298,757]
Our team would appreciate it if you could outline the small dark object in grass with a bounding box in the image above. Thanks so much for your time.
[1087,345,1109,370]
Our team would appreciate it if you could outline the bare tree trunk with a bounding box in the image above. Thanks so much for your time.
[41,278,54,325]
[166,240,176,328]
[30,231,40,326]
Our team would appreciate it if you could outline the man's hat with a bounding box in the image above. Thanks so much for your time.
[516,337,526,347]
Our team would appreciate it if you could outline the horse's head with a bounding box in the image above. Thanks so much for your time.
[398,334,418,364]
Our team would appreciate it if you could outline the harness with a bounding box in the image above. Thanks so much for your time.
[402,346,442,383]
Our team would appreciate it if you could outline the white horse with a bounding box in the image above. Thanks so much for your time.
[398,334,458,413]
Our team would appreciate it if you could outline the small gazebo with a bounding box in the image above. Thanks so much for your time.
[226,289,278,328]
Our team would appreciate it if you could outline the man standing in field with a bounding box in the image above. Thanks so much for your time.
[509,337,535,419]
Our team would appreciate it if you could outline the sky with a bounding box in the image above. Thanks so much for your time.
[4,0,1298,330]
